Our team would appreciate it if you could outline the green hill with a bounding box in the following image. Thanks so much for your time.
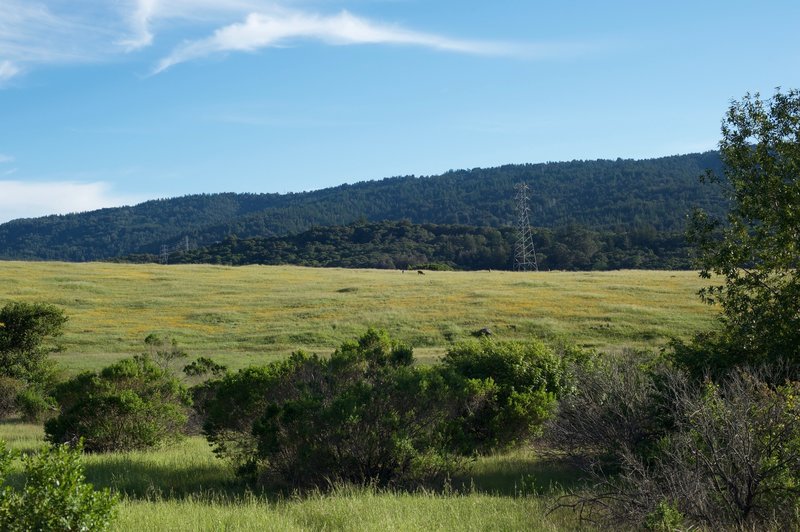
[0,151,726,261]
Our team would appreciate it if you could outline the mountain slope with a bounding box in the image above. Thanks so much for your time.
[0,151,726,261]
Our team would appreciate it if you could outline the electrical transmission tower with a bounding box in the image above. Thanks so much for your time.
[159,236,191,265]
[514,183,539,272]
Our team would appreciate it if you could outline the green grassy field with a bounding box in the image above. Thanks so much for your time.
[0,261,716,374]
[0,262,715,530]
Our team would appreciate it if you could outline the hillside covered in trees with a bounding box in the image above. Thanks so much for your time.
[140,220,692,271]
[0,151,726,262]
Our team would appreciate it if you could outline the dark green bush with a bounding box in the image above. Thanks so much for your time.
[0,440,118,531]
[203,331,590,490]
[200,353,316,472]
[205,329,462,489]
[45,355,191,452]
[443,338,589,453]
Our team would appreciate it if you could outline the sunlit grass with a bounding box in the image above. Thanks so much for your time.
[0,422,588,531]
[0,262,716,374]
[115,489,581,532]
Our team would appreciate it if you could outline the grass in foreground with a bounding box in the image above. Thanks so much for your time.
[0,422,588,531]
[115,489,580,532]
[0,262,715,374]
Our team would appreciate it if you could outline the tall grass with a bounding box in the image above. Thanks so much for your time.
[0,423,589,531]
[0,262,715,374]
[115,488,582,531]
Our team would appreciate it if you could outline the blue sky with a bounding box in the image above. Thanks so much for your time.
[1,1,799,222]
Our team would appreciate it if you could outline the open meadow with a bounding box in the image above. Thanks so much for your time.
[1,262,717,530]
[0,261,716,374]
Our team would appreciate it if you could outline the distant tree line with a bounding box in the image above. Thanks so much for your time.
[0,152,726,261]
[123,220,694,271]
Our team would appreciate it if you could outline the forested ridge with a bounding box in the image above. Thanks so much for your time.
[0,151,726,262]
[140,220,692,271]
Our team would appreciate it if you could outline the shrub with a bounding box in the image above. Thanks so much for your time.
[200,353,316,473]
[45,355,191,452]
[559,368,800,530]
[0,440,118,531]
[205,329,462,490]
[0,377,23,418]
[443,338,589,453]
[546,350,676,471]
[15,386,58,423]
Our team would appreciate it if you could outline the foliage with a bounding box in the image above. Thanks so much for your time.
[442,339,589,454]
[204,329,465,490]
[0,440,118,531]
[563,368,800,530]
[0,301,66,385]
[166,219,695,271]
[0,377,23,419]
[45,355,191,452]
[199,355,312,472]
[0,152,726,261]
[14,386,57,423]
[546,351,677,471]
[687,89,800,374]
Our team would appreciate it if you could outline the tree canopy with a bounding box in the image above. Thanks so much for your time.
[687,89,800,372]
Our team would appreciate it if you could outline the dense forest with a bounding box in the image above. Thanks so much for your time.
[0,152,726,262]
[127,220,692,271]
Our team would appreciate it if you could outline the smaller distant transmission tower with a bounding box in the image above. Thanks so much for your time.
[514,183,539,272]
[159,236,191,265]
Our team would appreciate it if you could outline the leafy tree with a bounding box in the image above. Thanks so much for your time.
[45,355,191,452]
[0,301,67,385]
[0,301,66,420]
[0,440,118,531]
[687,89,800,374]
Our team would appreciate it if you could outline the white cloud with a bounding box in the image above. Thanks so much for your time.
[0,154,14,164]
[154,8,529,73]
[118,0,159,51]
[0,1,589,81]
[0,60,20,82]
[0,181,139,223]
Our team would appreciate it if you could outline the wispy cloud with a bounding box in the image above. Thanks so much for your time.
[0,1,121,79]
[154,8,533,73]
[0,180,140,223]
[0,1,591,82]
[0,154,14,164]
[118,0,159,51]
[0,60,20,82]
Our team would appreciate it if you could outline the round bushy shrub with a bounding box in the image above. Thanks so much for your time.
[442,338,589,453]
[204,329,461,489]
[45,355,191,452]
[0,440,118,531]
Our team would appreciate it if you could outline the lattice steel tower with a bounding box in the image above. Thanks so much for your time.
[513,183,539,272]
